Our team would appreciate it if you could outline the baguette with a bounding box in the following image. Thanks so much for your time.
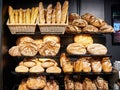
[31,7,35,23]
[23,11,26,23]
[39,2,45,24]
[19,8,23,23]
[26,8,31,24]
[8,6,15,23]
[14,10,19,23]
[61,1,69,23]
[52,9,56,23]
[46,4,52,24]
[55,2,61,23]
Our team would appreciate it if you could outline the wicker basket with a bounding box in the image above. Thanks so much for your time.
[38,17,68,34]
[7,19,36,34]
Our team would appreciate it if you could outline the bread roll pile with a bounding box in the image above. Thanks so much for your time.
[39,1,68,24]
[9,35,60,56]
[60,53,112,73]
[66,13,114,33]
[66,34,108,55]
[8,6,38,24]
[15,58,61,73]
[64,75,109,90]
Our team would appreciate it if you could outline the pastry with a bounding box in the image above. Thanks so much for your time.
[26,76,46,89]
[39,41,60,56]
[82,25,99,32]
[87,43,107,55]
[74,59,83,72]
[61,1,69,23]
[19,42,38,56]
[101,57,112,72]
[29,65,44,73]
[66,43,86,55]
[43,35,60,43]
[81,13,96,23]
[100,24,114,33]
[90,18,106,28]
[8,46,21,56]
[26,8,31,24]
[34,39,43,49]
[69,13,81,23]
[15,65,29,73]
[16,36,34,45]
[39,2,45,24]
[74,82,83,90]
[55,2,61,24]
[91,60,102,72]
[74,34,93,47]
[46,4,52,24]
[72,19,88,27]
[46,66,61,73]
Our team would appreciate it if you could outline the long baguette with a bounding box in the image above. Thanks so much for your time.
[46,4,52,24]
[39,2,45,24]
[55,2,61,24]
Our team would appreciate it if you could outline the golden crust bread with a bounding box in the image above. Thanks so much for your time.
[15,65,29,73]
[46,66,61,73]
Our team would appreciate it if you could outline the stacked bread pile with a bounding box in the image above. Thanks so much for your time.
[8,35,60,56]
[8,6,38,24]
[60,53,112,73]
[66,13,114,33]
[15,58,61,73]
[64,75,109,90]
[38,1,68,24]
[18,76,59,90]
[66,34,108,55]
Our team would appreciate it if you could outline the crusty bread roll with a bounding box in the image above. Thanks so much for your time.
[15,65,29,73]
[72,19,88,27]
[18,79,29,90]
[16,36,34,45]
[46,66,61,73]
[91,60,102,72]
[74,34,93,47]
[101,57,112,72]
[55,2,61,24]
[69,13,81,23]
[26,76,46,89]
[18,8,23,23]
[100,24,114,33]
[82,58,91,72]
[82,25,99,32]
[39,2,45,24]
[63,62,73,73]
[61,1,69,23]
[26,8,31,24]
[23,59,36,68]
[29,65,44,73]
[74,82,83,90]
[46,4,52,24]
[66,43,86,55]
[81,13,96,23]
[39,41,60,56]
[19,42,38,56]
[74,60,83,72]
[66,25,82,33]
[41,60,56,68]
[43,35,60,43]
[90,18,106,28]
[87,43,107,55]
[8,46,21,56]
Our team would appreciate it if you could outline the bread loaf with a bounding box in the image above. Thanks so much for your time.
[8,46,21,56]
[26,8,31,24]
[52,9,56,23]
[46,4,52,24]
[61,1,69,23]
[14,10,19,23]
[8,6,15,23]
[29,65,44,73]
[15,65,29,73]
[39,2,45,24]
[46,66,61,73]
[19,8,23,23]
[55,2,61,23]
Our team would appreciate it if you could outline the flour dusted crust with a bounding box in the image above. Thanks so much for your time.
[87,43,107,55]
[26,76,46,89]
[19,42,38,56]
[91,60,102,72]
[74,34,93,47]
[8,46,21,56]
[46,4,52,24]
[15,65,29,73]
[66,43,86,55]
[82,25,99,32]
[34,39,43,49]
